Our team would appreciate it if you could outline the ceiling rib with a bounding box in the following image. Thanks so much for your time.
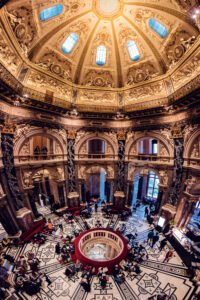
[123,15,167,73]
[74,19,100,84]
[28,10,92,60]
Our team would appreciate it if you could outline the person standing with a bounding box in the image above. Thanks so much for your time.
[59,219,63,232]
[159,238,167,251]
[163,250,173,263]
[145,206,149,217]
[147,230,154,245]
[151,232,159,248]
[95,202,98,213]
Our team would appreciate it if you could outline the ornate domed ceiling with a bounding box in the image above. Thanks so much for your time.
[0,0,199,113]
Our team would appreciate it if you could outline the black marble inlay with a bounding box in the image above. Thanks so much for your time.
[168,138,184,206]
[117,140,126,191]
[1,133,23,210]
[67,138,76,193]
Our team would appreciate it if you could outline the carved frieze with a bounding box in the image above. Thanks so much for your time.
[171,52,200,88]
[27,71,72,100]
[78,90,116,105]
[124,82,164,102]
[83,70,114,88]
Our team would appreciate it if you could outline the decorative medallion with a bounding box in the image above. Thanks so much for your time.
[94,0,123,19]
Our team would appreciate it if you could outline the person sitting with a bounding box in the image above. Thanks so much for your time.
[100,274,108,289]
[65,266,73,279]
[81,275,91,292]
[55,242,61,255]
[115,270,125,283]
[112,264,120,280]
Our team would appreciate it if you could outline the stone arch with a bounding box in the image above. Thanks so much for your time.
[75,132,117,157]
[130,165,161,182]
[125,132,173,158]
[184,128,200,158]
[13,128,67,157]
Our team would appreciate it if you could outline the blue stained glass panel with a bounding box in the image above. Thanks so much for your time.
[148,18,168,38]
[96,45,107,66]
[62,33,79,54]
[127,40,140,61]
[40,4,64,21]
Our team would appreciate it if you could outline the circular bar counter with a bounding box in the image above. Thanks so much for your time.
[73,228,128,274]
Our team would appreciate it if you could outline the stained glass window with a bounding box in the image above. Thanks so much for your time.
[127,40,140,61]
[62,33,79,54]
[96,45,107,66]
[40,4,64,21]
[148,18,168,38]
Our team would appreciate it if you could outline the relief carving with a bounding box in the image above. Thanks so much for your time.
[185,175,197,194]
[78,165,86,180]
[0,28,21,73]
[166,30,196,68]
[27,71,72,100]
[127,62,159,85]
[23,170,32,188]
[83,70,114,88]
[159,170,168,186]
[7,6,37,56]
[171,53,200,88]
[125,82,164,102]
[107,166,114,179]
[79,91,115,104]
[37,49,72,81]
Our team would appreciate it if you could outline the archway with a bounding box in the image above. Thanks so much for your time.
[86,166,107,203]
[32,168,61,216]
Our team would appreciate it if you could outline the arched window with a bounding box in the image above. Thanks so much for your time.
[96,45,107,66]
[88,139,105,158]
[127,40,140,61]
[147,171,159,199]
[148,18,168,38]
[152,139,158,154]
[62,33,79,54]
[40,4,64,21]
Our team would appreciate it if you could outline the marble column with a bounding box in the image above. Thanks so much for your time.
[67,130,77,193]
[168,137,184,207]
[0,194,20,236]
[127,182,134,207]
[114,131,126,206]
[1,133,24,211]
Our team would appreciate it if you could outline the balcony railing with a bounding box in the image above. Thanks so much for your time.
[184,157,200,166]
[14,153,67,163]
[127,154,172,163]
[77,153,116,160]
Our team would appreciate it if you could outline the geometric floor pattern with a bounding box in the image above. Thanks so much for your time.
[2,205,196,300]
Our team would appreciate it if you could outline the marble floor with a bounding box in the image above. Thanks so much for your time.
[1,205,197,300]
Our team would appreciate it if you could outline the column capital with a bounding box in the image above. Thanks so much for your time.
[67,129,77,139]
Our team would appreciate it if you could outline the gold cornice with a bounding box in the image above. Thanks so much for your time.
[74,18,100,84]
[123,14,167,73]
[125,2,198,31]
[28,10,92,61]
[111,20,123,87]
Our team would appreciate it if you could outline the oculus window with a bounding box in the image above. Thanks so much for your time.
[62,33,79,54]
[148,18,168,38]
[40,4,64,21]
[96,45,107,66]
[127,40,140,61]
